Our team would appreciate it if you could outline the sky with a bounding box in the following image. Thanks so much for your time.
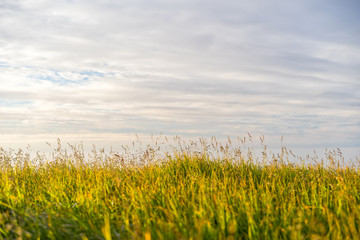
[0,0,359,158]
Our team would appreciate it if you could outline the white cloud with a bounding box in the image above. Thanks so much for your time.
[0,0,359,155]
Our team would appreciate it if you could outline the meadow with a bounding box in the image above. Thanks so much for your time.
[0,136,359,239]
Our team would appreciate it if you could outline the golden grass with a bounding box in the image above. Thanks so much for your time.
[0,136,359,239]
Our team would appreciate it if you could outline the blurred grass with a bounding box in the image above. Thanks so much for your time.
[0,136,359,239]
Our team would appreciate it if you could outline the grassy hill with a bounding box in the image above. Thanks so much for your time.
[0,139,359,239]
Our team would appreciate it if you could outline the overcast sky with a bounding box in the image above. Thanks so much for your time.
[0,0,359,155]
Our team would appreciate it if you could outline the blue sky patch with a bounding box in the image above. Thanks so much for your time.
[0,100,32,106]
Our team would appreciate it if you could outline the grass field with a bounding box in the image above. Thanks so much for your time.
[0,137,359,239]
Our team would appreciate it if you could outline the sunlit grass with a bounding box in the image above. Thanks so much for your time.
[0,136,359,239]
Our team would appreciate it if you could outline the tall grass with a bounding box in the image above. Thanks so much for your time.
[0,136,359,239]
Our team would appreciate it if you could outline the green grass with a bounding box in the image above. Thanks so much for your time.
[0,138,359,239]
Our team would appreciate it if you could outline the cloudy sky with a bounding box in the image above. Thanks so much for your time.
[0,0,359,156]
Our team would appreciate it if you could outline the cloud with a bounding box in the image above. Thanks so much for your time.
[0,0,359,153]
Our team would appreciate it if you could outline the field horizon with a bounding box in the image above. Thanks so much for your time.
[2,0,359,239]
[1,134,359,167]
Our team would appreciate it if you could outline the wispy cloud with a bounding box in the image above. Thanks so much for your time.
[0,0,359,153]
